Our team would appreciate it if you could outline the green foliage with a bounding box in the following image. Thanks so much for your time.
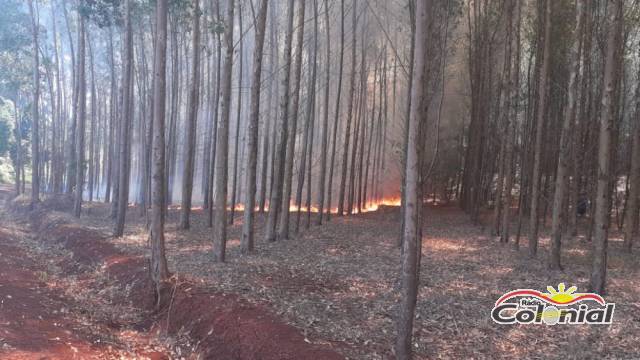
[0,0,31,100]
[0,98,13,157]
[0,156,14,184]
[0,97,15,184]
[81,0,122,27]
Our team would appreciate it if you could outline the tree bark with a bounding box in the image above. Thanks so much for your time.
[295,0,318,233]
[28,0,41,207]
[395,1,430,357]
[212,0,236,262]
[149,0,170,308]
[590,0,622,295]
[73,13,87,217]
[241,0,269,254]
[179,0,202,230]
[337,0,357,216]
[325,0,346,222]
[229,3,244,224]
[500,0,521,244]
[549,0,584,269]
[277,0,306,240]
[114,0,135,237]
[265,0,295,242]
[622,42,640,251]
[528,0,551,257]
[315,0,332,225]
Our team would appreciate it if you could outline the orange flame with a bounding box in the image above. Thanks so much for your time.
[169,197,401,214]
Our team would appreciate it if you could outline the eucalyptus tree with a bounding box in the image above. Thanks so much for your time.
[179,0,202,230]
[212,0,236,262]
[241,0,269,254]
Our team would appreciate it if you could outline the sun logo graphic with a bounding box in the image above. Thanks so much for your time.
[491,283,615,325]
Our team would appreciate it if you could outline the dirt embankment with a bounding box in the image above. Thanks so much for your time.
[7,194,343,360]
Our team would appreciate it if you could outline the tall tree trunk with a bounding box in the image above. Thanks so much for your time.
[73,13,87,217]
[623,58,640,251]
[590,0,622,295]
[395,1,430,357]
[105,27,116,203]
[315,0,331,225]
[229,4,244,224]
[179,0,202,230]
[265,0,295,242]
[50,2,64,193]
[257,1,275,214]
[62,0,77,195]
[88,35,97,203]
[241,0,269,254]
[500,0,521,244]
[28,0,41,207]
[114,0,134,237]
[295,1,318,233]
[149,0,170,308]
[337,0,357,216]
[325,0,346,222]
[549,0,584,269]
[207,20,223,227]
[277,0,306,240]
[528,0,551,257]
[212,0,236,262]
[13,98,22,196]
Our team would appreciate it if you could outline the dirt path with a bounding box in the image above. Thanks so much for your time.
[0,189,169,359]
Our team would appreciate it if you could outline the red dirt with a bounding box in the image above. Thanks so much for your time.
[160,287,343,360]
[5,192,344,359]
[0,229,164,359]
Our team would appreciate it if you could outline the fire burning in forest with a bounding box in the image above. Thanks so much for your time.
[174,197,402,215]
[228,196,402,214]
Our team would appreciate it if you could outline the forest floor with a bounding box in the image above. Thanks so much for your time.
[0,187,639,359]
[0,188,172,359]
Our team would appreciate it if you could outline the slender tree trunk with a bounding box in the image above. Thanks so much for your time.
[73,13,87,217]
[212,0,236,262]
[295,1,318,233]
[500,0,521,244]
[62,0,77,195]
[149,0,170,308]
[315,0,331,225]
[528,0,551,257]
[277,0,306,240]
[13,99,22,196]
[326,0,346,222]
[395,1,430,357]
[229,5,244,224]
[623,75,640,251]
[590,0,622,295]
[241,0,269,254]
[207,24,222,227]
[337,0,357,216]
[265,0,295,242]
[105,28,116,203]
[28,0,41,207]
[549,0,584,269]
[88,35,97,203]
[50,2,64,193]
[179,0,202,230]
[114,0,134,237]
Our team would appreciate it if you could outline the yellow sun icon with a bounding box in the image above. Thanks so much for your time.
[545,283,578,304]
